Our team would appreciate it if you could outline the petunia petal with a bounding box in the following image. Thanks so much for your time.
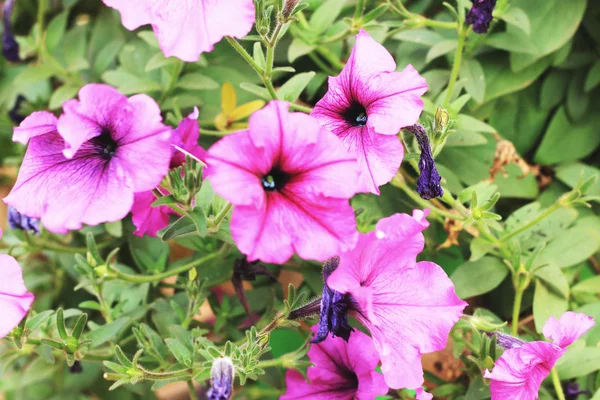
[0,254,34,338]
[13,111,58,145]
[131,191,173,237]
[542,312,595,348]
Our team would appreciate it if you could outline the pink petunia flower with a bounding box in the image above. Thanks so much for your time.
[311,29,427,194]
[131,108,204,237]
[484,312,595,400]
[205,100,359,264]
[325,210,467,390]
[281,326,388,400]
[102,0,255,62]
[0,229,35,338]
[4,84,172,234]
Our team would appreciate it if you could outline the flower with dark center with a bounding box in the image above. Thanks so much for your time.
[4,84,172,233]
[8,206,40,235]
[2,0,20,62]
[403,124,443,200]
[232,257,277,324]
[206,101,360,264]
[465,0,497,34]
[312,29,427,194]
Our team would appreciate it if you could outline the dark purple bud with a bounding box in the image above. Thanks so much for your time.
[207,357,234,400]
[564,381,590,400]
[3,0,20,62]
[312,256,354,344]
[486,331,525,350]
[8,94,26,124]
[8,206,40,235]
[465,0,497,34]
[404,124,443,200]
[232,257,277,324]
[68,360,83,374]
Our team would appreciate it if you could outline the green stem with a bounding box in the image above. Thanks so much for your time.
[288,103,313,113]
[201,128,238,137]
[395,182,458,222]
[511,286,524,336]
[308,52,337,76]
[354,0,366,20]
[36,0,47,52]
[499,203,562,244]
[188,380,199,400]
[550,368,566,400]
[256,358,284,369]
[316,46,345,71]
[209,202,232,228]
[423,19,458,29]
[159,59,185,104]
[443,26,468,108]
[112,253,220,283]
[226,37,278,100]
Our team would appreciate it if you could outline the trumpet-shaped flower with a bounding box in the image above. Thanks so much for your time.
[4,84,172,234]
[282,327,388,400]
[311,29,427,194]
[102,0,255,62]
[485,312,595,400]
[326,210,467,390]
[206,101,359,264]
[0,230,34,338]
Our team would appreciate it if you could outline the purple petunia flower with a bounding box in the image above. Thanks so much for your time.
[205,101,360,264]
[311,29,427,194]
[403,124,443,200]
[281,326,389,400]
[2,0,20,62]
[485,312,595,400]
[325,210,467,390]
[465,0,497,34]
[0,229,34,338]
[207,357,234,400]
[3,84,172,234]
[102,0,255,62]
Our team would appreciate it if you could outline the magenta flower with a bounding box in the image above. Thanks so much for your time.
[131,108,204,237]
[4,84,172,234]
[0,230,35,338]
[281,327,388,400]
[485,312,595,400]
[102,0,255,62]
[206,101,359,264]
[311,29,427,194]
[325,210,467,390]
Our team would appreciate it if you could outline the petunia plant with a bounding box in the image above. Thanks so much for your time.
[1,0,599,400]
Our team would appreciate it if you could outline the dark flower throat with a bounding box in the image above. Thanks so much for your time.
[343,102,368,127]
[91,129,118,160]
[261,167,289,192]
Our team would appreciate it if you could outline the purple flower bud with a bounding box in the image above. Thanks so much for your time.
[69,360,83,374]
[8,94,26,124]
[404,124,443,200]
[465,0,497,34]
[486,331,525,349]
[565,381,590,400]
[8,206,40,235]
[3,0,20,62]
[207,357,234,400]
[312,256,354,344]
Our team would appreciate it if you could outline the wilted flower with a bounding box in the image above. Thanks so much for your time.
[465,0,497,34]
[170,106,205,168]
[404,124,443,200]
[102,0,255,62]
[326,210,467,390]
[484,312,595,400]
[486,331,525,350]
[8,206,40,235]
[312,29,427,194]
[0,230,35,338]
[206,101,359,264]
[281,326,388,399]
[4,84,172,234]
[207,357,234,400]
[2,0,19,62]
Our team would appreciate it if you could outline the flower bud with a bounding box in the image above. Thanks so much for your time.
[8,206,40,235]
[208,357,235,400]
[404,124,444,200]
[2,0,20,62]
[282,0,300,19]
[434,107,449,134]
[465,0,497,34]
[485,331,525,350]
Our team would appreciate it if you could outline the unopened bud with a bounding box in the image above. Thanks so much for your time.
[282,0,300,18]
[403,124,444,200]
[434,107,449,134]
[208,357,235,400]
[485,331,525,350]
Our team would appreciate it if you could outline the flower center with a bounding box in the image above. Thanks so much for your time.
[343,102,368,127]
[261,167,289,192]
[91,129,118,160]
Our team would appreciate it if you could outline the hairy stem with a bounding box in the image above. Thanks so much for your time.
[112,253,221,283]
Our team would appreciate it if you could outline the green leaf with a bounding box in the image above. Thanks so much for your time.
[14,65,54,86]
[187,207,207,237]
[253,42,266,70]
[572,276,600,294]
[277,72,316,102]
[538,225,600,268]
[534,107,600,164]
[85,318,128,347]
[533,279,568,332]
[176,73,219,91]
[288,38,316,63]
[539,70,570,110]
[93,39,125,76]
[239,82,270,100]
[72,313,88,340]
[445,131,488,147]
[451,257,509,299]
[485,31,539,54]
[460,59,485,104]
[56,309,69,341]
[309,0,346,35]
[454,114,495,133]
[534,265,569,298]
[78,301,102,311]
[129,235,170,273]
[46,11,69,52]
[49,84,79,110]
[469,238,495,262]
[555,162,600,196]
[165,338,193,367]
[425,40,457,64]
[105,220,122,238]
[557,348,600,379]
[161,216,197,241]
[498,6,531,35]
[25,311,55,331]
[584,61,600,93]
[393,29,445,46]
[145,52,179,72]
